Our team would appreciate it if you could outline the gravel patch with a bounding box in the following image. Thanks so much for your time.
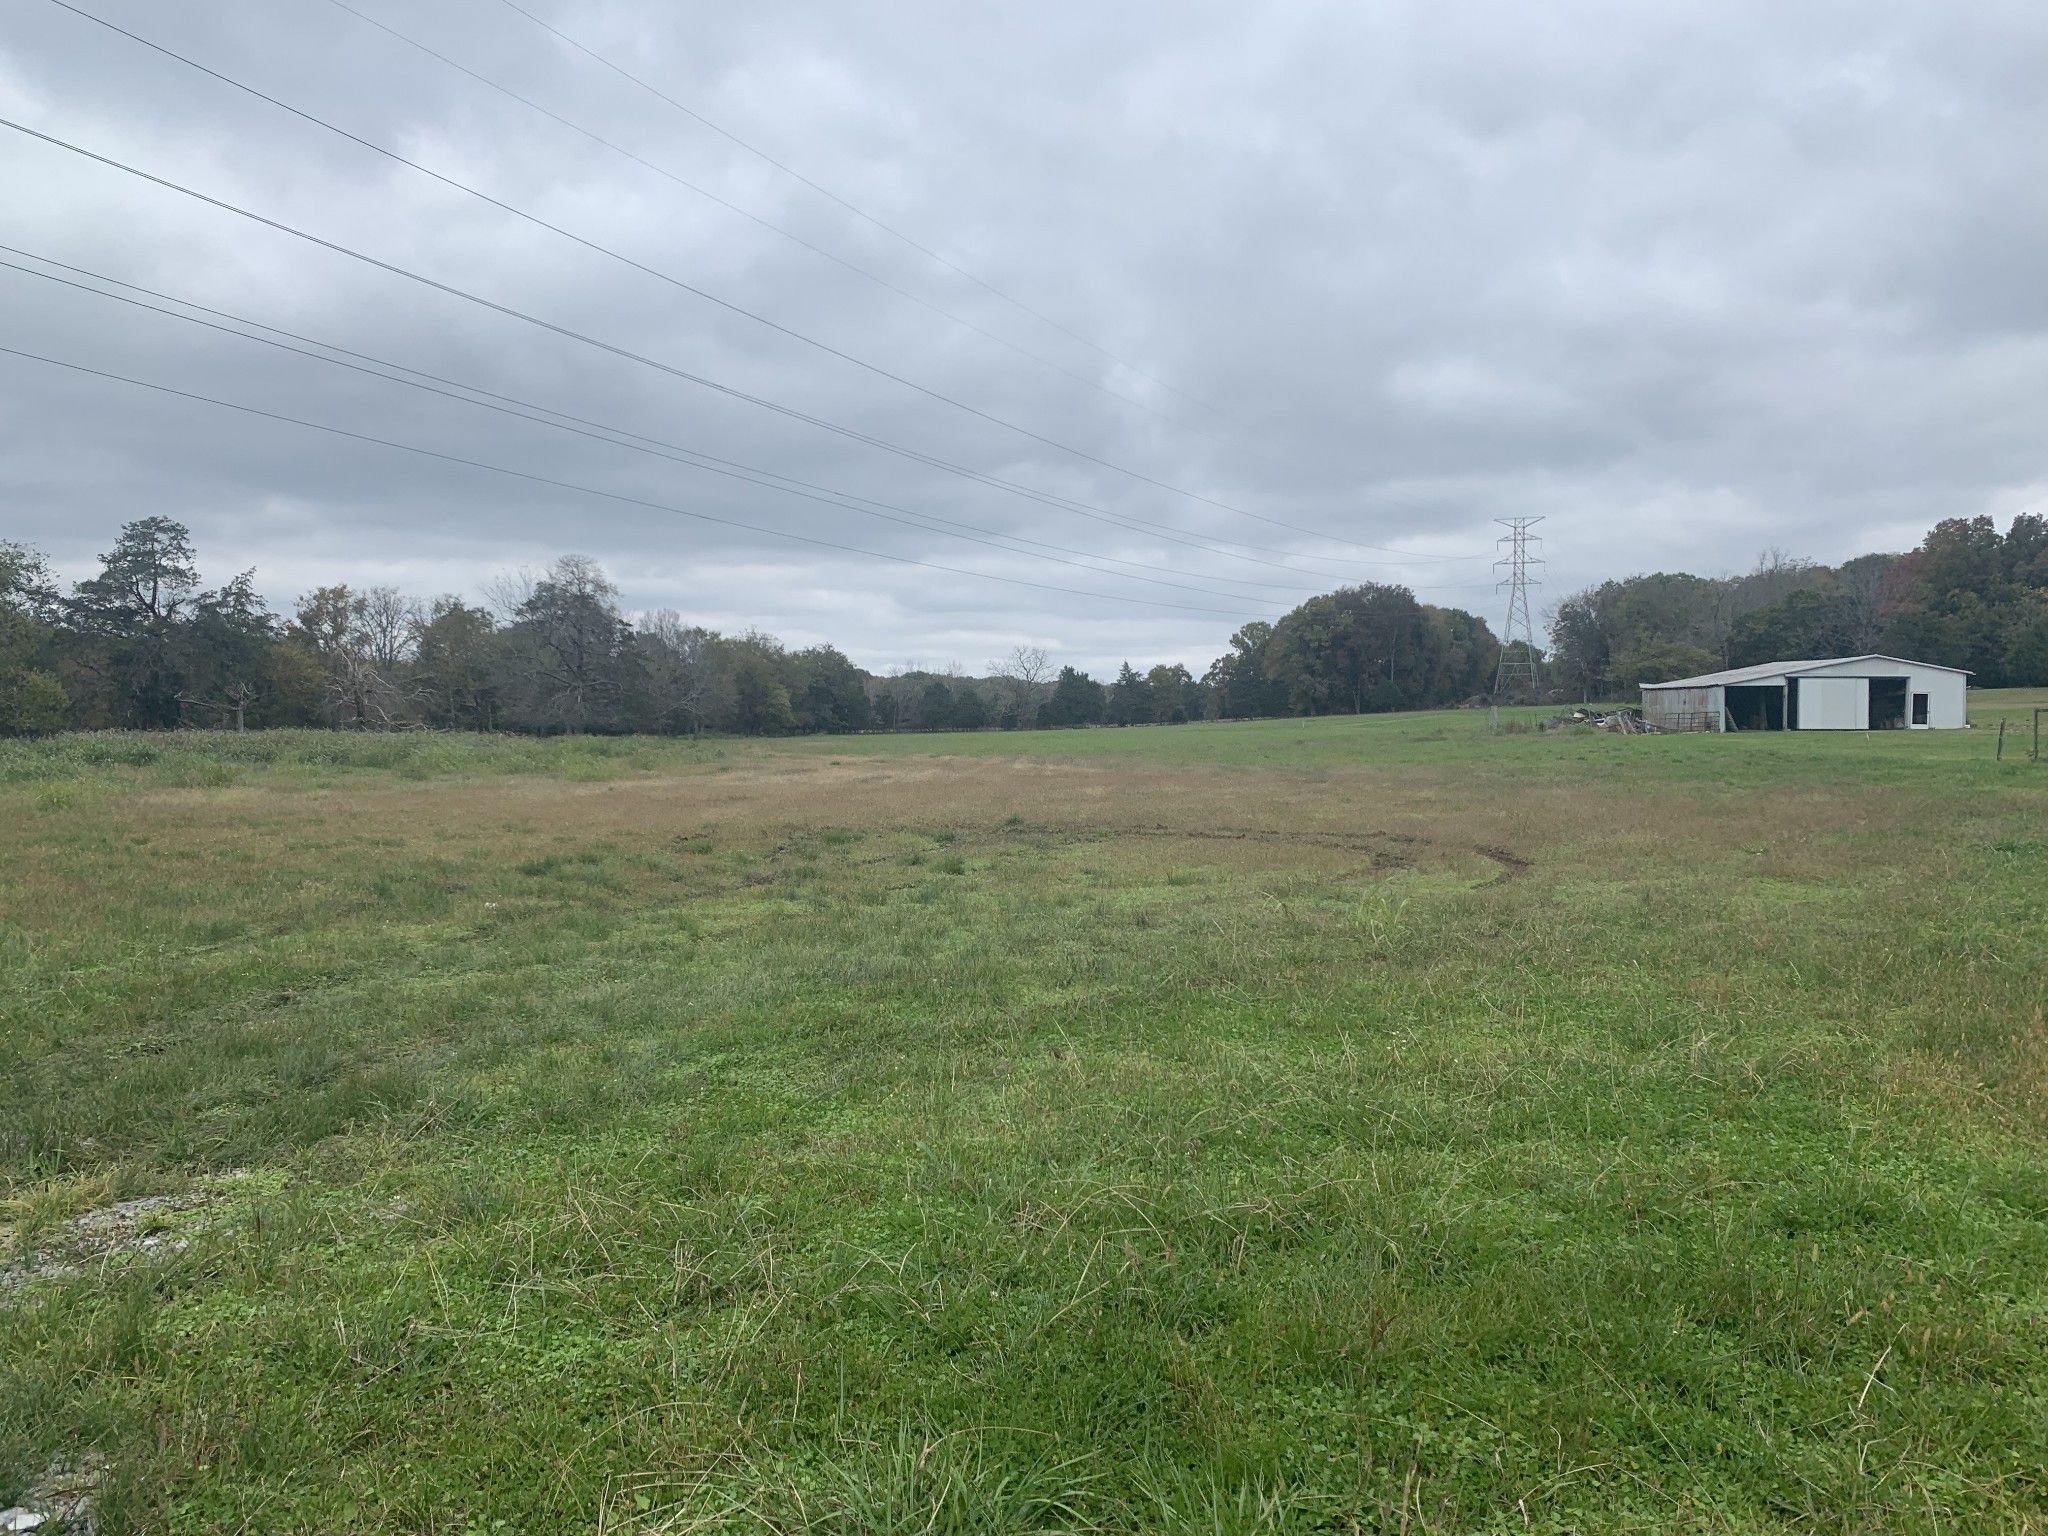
[0,1453,107,1534]
[0,1191,218,1295]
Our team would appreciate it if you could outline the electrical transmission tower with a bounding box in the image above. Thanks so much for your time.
[1492,516,1545,698]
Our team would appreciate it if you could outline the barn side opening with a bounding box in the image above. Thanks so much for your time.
[1725,684,1785,731]
[1870,677,1908,729]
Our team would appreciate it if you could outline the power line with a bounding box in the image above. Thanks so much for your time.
[318,0,1253,459]
[0,114,1472,581]
[3,254,1493,606]
[0,251,1299,610]
[11,27,1456,571]
[494,0,1239,429]
[0,342,1265,618]
[43,0,1388,555]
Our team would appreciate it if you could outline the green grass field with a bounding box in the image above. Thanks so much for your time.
[4,696,2046,1533]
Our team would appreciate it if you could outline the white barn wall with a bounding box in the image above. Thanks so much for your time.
[1794,659,1969,729]
[1921,670,1968,728]
[1798,676,1866,730]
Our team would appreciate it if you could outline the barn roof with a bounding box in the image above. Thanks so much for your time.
[1639,655,1973,690]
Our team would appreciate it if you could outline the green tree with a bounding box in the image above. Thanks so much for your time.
[413,598,502,730]
[1610,641,1719,691]
[1832,553,1901,651]
[1545,592,1613,700]
[1549,572,1722,698]
[1044,666,1103,726]
[1727,588,1859,667]
[1549,564,1839,696]
[1264,585,1433,714]
[2006,611,2048,687]
[0,541,60,631]
[1145,662,1199,722]
[0,665,69,735]
[0,541,69,735]
[788,645,872,733]
[501,556,628,733]
[725,641,795,734]
[254,643,329,728]
[1877,515,2048,684]
[918,678,956,729]
[871,686,902,730]
[69,517,199,629]
[1263,595,1349,714]
[952,681,988,730]
[1245,589,1500,713]
[1348,586,1434,710]
[66,517,202,727]
[1414,607,1499,703]
[289,584,410,729]
[1202,623,1285,718]
[632,611,725,735]
[180,572,277,730]
[1105,662,1153,725]
[290,585,364,657]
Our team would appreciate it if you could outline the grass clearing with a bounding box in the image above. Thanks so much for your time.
[3,703,2047,1531]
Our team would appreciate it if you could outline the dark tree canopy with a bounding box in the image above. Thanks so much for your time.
[1045,666,1104,727]
[0,541,67,735]
[68,517,200,635]
[789,645,872,733]
[1202,623,1286,720]
[1215,585,1497,717]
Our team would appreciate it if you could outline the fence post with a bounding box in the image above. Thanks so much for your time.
[1489,704,1499,735]
[1996,718,2005,760]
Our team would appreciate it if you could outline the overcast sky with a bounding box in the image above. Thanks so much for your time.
[4,0,2045,673]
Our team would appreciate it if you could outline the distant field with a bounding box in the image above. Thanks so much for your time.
[3,703,2046,1532]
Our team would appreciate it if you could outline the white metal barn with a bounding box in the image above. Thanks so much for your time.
[1638,656,1970,732]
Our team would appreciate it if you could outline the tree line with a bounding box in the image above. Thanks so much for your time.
[16,511,2029,735]
[0,517,1507,735]
[1547,514,2048,698]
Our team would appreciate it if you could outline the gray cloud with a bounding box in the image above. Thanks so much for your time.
[3,0,2044,673]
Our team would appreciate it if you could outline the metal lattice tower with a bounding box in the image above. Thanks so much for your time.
[1492,516,1545,697]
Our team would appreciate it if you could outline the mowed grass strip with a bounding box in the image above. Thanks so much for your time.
[1,715,2045,1532]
